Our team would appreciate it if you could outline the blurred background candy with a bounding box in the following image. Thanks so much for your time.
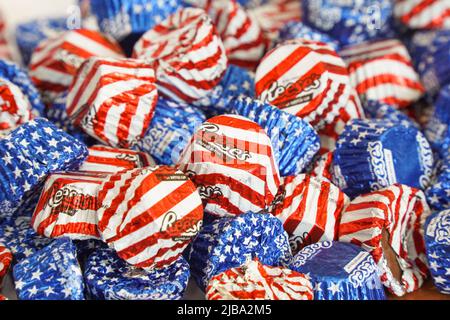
[394,0,450,30]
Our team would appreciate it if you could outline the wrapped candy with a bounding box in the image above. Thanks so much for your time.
[84,247,190,300]
[339,184,431,296]
[0,79,33,134]
[278,21,340,51]
[332,119,434,198]
[178,114,281,217]
[0,118,88,217]
[363,100,419,127]
[272,174,350,253]
[79,145,155,173]
[31,172,109,240]
[97,166,203,270]
[187,212,293,290]
[66,57,158,148]
[340,39,425,108]
[290,241,386,300]
[310,151,334,182]
[206,259,313,300]
[231,97,320,177]
[425,84,450,158]
[394,0,450,30]
[13,238,84,300]
[426,152,450,211]
[424,210,450,294]
[0,243,12,280]
[29,29,125,103]
[133,8,228,103]
[0,10,11,60]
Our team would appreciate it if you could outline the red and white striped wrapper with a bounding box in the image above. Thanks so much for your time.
[340,39,425,108]
[31,172,109,240]
[66,57,158,148]
[310,151,334,182]
[29,29,124,103]
[0,243,12,280]
[79,145,155,173]
[206,259,313,300]
[272,174,350,254]
[0,79,33,134]
[0,11,11,60]
[184,0,268,69]
[338,184,431,296]
[133,8,228,103]
[97,166,204,270]
[178,114,281,218]
[394,0,450,30]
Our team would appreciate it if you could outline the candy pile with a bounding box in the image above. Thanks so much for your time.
[0,0,449,301]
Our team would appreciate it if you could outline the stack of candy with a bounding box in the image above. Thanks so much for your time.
[0,0,449,301]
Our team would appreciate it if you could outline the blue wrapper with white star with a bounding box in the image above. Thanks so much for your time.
[231,96,320,176]
[302,0,396,47]
[332,119,434,198]
[290,241,386,300]
[426,152,450,212]
[194,65,255,118]
[84,247,190,300]
[363,100,418,128]
[407,30,450,69]
[278,21,340,51]
[0,59,45,116]
[13,237,84,300]
[15,17,69,66]
[186,212,293,291]
[424,210,450,294]
[132,97,205,165]
[0,118,88,217]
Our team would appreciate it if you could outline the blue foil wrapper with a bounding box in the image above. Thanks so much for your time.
[84,247,190,300]
[13,238,84,300]
[231,96,320,176]
[187,212,293,291]
[290,241,386,300]
[424,210,450,294]
[407,30,450,69]
[0,118,88,217]
[302,0,395,47]
[333,119,434,198]
[278,21,340,51]
[132,97,205,165]
[0,59,45,116]
[363,100,418,128]
[194,65,255,118]
[90,0,181,41]
[426,152,450,211]
[16,17,69,66]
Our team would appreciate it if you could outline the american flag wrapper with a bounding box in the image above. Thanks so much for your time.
[184,0,268,69]
[0,79,33,134]
[29,29,125,103]
[272,174,350,253]
[0,243,12,280]
[394,0,450,30]
[340,39,425,108]
[338,184,432,296]
[133,8,228,103]
[66,57,159,148]
[178,114,281,217]
[310,151,334,182]
[79,145,155,173]
[31,172,109,240]
[84,247,190,300]
[206,259,313,300]
[97,166,204,271]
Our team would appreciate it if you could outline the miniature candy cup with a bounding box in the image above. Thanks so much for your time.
[206,259,313,300]
[272,174,350,254]
[97,166,204,271]
[133,8,228,104]
[231,96,320,176]
[31,172,109,240]
[177,114,281,217]
[424,210,450,294]
[187,212,293,291]
[339,184,431,296]
[80,145,155,173]
[84,247,190,300]
[340,39,425,109]
[0,243,12,280]
[13,237,85,300]
[278,21,340,51]
[363,100,418,128]
[332,119,434,198]
[290,241,386,300]
[0,59,45,116]
[394,0,450,30]
[29,29,125,103]
[0,79,33,134]
[66,57,158,148]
